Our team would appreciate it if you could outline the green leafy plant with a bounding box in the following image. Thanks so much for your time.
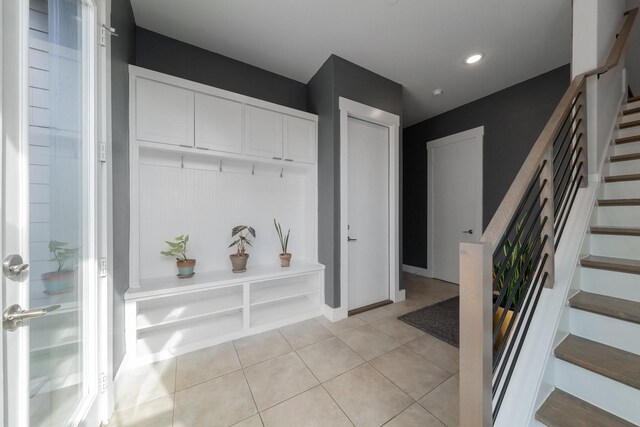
[160,235,190,262]
[49,240,78,272]
[229,226,255,256]
[493,218,536,308]
[273,219,290,255]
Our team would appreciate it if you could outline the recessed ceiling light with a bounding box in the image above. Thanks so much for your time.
[465,53,484,65]
[432,88,444,96]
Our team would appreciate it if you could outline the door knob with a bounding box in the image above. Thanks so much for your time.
[3,304,61,331]
[463,229,473,234]
[347,236,358,242]
[3,254,29,280]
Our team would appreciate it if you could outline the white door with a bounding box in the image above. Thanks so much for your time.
[347,117,390,310]
[428,128,483,284]
[2,1,104,425]
[244,105,283,159]
[194,93,243,154]
[283,115,316,164]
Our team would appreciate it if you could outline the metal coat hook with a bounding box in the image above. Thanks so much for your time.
[180,155,184,169]
[280,168,284,178]
[219,160,223,172]
[251,164,255,175]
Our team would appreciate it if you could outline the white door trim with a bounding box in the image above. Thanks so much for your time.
[338,97,403,320]
[426,126,483,281]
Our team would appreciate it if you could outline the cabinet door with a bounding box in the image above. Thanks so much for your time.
[283,115,316,164]
[195,93,243,154]
[136,78,194,146]
[244,105,283,159]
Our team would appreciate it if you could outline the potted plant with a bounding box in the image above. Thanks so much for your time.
[492,218,536,350]
[274,218,291,267]
[42,240,78,294]
[229,225,255,273]
[161,235,196,278]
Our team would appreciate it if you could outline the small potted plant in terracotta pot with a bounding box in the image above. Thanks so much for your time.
[274,218,291,267]
[161,235,196,278]
[41,240,78,294]
[229,225,255,273]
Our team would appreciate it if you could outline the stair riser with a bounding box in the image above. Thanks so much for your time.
[604,181,640,199]
[580,267,640,303]
[589,234,640,260]
[615,140,640,155]
[617,126,640,139]
[596,206,640,226]
[622,112,640,123]
[570,308,640,355]
[610,158,640,175]
[554,358,640,424]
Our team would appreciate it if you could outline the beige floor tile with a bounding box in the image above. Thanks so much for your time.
[115,358,176,412]
[261,386,352,427]
[108,395,174,427]
[337,325,400,361]
[173,370,257,427]
[175,341,241,390]
[405,334,459,374]
[279,319,333,349]
[418,375,459,427]
[370,346,450,400]
[324,364,413,427]
[316,315,366,335]
[384,300,424,317]
[234,330,292,367]
[296,337,365,382]
[232,414,264,427]
[384,403,445,427]
[354,306,393,323]
[371,317,425,344]
[244,352,319,411]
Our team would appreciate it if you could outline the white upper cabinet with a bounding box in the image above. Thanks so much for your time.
[244,105,284,159]
[284,115,316,164]
[136,78,194,147]
[195,93,243,154]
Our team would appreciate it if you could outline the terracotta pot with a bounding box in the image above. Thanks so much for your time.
[493,306,515,351]
[177,259,196,277]
[279,253,292,267]
[230,254,249,273]
[41,270,75,294]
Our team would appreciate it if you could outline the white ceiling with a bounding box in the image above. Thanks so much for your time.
[129,0,571,127]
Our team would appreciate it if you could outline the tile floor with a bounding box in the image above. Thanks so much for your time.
[108,273,460,427]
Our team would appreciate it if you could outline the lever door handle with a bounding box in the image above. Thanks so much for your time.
[463,229,473,234]
[347,236,358,242]
[3,304,61,331]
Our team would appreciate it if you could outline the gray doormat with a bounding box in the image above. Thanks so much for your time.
[398,296,459,348]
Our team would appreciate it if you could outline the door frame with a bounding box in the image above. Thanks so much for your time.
[426,126,483,280]
[338,97,403,320]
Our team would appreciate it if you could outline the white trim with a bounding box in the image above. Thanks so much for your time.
[402,264,433,278]
[426,126,483,282]
[588,91,624,183]
[338,97,402,320]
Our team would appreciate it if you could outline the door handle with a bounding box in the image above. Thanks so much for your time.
[3,304,61,331]
[347,236,358,242]
[463,229,473,234]
[3,254,29,280]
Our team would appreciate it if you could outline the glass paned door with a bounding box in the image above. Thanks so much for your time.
[2,0,100,425]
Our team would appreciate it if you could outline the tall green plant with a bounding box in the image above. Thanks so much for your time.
[229,225,255,256]
[273,219,290,254]
[493,218,536,307]
[48,241,78,272]
[160,235,190,262]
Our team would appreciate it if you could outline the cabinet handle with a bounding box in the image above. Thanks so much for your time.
[284,158,294,162]
[179,144,192,148]
[196,146,209,151]
[272,156,282,160]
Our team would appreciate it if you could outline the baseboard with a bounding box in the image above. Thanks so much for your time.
[323,304,347,322]
[402,264,432,277]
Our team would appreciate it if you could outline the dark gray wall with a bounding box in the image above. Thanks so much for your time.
[135,27,307,111]
[402,64,570,268]
[308,55,404,308]
[110,0,136,374]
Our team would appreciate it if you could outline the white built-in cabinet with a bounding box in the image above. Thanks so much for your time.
[126,66,323,367]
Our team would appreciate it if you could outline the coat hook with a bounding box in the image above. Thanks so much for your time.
[252,164,255,175]
[219,160,223,172]
[180,155,184,169]
[280,168,284,178]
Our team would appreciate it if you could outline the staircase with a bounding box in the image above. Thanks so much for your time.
[535,95,640,426]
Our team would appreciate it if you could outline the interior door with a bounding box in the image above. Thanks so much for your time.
[430,130,482,284]
[347,117,389,310]
[2,1,101,425]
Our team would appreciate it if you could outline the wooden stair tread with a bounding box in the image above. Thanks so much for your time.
[620,119,640,129]
[536,388,635,427]
[623,106,640,116]
[615,135,640,145]
[570,291,640,325]
[610,152,640,162]
[629,95,640,103]
[604,173,640,183]
[581,255,640,274]
[555,335,640,390]
[598,198,640,206]
[590,226,640,236]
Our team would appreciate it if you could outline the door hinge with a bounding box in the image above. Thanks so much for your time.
[99,142,107,163]
[99,372,108,393]
[99,258,107,278]
[99,25,118,47]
